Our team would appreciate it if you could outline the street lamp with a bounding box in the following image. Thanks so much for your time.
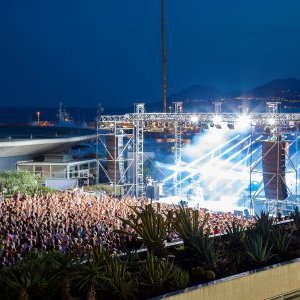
[36,111,40,124]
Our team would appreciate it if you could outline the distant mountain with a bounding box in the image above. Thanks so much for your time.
[246,78,300,98]
[168,78,300,101]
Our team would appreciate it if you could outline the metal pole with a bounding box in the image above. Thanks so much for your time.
[249,124,253,215]
[161,0,167,113]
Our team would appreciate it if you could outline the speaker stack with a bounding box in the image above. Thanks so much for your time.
[261,141,288,200]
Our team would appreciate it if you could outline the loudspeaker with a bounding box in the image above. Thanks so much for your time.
[106,136,124,183]
[262,141,288,200]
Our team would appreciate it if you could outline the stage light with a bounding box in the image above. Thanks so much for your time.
[227,123,234,130]
[213,115,222,124]
[265,127,271,134]
[268,118,276,126]
[236,115,251,130]
[215,124,222,129]
[202,124,209,129]
[191,116,199,123]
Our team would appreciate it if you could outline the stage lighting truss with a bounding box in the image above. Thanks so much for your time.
[97,107,300,197]
[249,124,299,216]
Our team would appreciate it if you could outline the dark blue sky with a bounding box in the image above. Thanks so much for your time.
[1,0,300,108]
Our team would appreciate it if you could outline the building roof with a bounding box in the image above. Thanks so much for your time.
[0,134,96,157]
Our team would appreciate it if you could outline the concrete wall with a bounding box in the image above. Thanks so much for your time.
[160,259,300,300]
[0,156,30,171]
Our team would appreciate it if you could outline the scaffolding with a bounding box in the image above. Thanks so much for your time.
[134,103,145,197]
[249,118,299,216]
[173,102,183,195]
[97,103,300,199]
[97,117,135,197]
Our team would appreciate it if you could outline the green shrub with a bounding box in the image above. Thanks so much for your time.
[139,254,174,294]
[172,267,189,289]
[272,227,291,255]
[83,184,123,196]
[254,211,274,239]
[245,234,275,266]
[291,206,300,231]
[0,171,42,195]
[119,204,171,257]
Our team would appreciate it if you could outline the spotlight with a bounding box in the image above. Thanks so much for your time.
[268,118,276,126]
[202,123,209,129]
[215,124,222,129]
[227,123,234,130]
[191,116,199,123]
[265,126,271,134]
[213,115,222,124]
[210,122,214,127]
[237,114,251,130]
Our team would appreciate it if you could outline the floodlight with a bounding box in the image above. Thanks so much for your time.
[268,118,276,126]
[236,114,251,130]
[191,116,199,123]
[213,115,222,124]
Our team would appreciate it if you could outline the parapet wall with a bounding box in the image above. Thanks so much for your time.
[158,258,300,300]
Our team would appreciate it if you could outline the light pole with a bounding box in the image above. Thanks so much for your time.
[36,111,41,124]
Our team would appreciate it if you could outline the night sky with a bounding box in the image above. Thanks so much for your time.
[1,0,300,108]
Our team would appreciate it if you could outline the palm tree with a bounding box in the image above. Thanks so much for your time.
[72,247,110,300]
[45,251,79,300]
[3,253,48,300]
[73,261,102,300]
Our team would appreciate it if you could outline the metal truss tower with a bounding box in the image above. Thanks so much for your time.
[173,102,183,195]
[98,104,300,200]
[249,123,298,216]
[134,103,145,197]
[97,118,135,197]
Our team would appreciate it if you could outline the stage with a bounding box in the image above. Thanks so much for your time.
[156,194,248,213]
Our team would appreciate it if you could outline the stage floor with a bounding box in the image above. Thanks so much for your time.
[156,195,248,213]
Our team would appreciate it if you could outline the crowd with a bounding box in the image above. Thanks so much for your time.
[0,190,256,266]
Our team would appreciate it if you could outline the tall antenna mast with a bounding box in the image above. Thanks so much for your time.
[161,0,167,113]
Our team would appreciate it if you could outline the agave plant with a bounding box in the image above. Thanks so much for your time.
[254,211,274,239]
[100,255,137,300]
[139,253,174,294]
[171,266,189,290]
[119,204,171,257]
[272,227,291,255]
[291,206,300,231]
[172,205,209,248]
[190,227,219,270]
[245,234,275,266]
[225,220,245,246]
